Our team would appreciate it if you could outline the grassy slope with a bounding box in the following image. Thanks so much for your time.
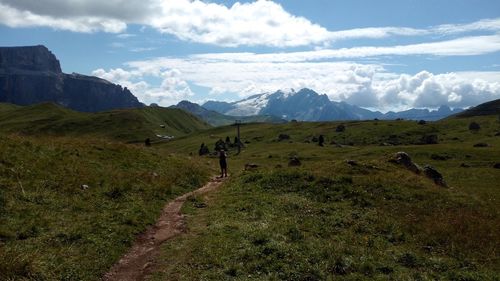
[151,116,500,280]
[0,134,211,280]
[0,103,211,142]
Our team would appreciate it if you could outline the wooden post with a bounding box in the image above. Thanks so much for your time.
[235,120,241,154]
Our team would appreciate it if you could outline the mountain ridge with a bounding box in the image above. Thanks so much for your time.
[172,100,286,126]
[202,88,463,121]
[0,45,144,112]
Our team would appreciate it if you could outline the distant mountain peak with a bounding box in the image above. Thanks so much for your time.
[203,87,463,121]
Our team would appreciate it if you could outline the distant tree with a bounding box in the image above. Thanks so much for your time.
[318,135,325,146]
[417,120,426,125]
[225,136,231,143]
[336,124,346,132]
[469,121,481,131]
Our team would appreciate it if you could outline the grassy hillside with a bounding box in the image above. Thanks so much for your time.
[454,98,500,118]
[202,111,286,127]
[0,134,211,280]
[151,115,500,280]
[0,102,211,142]
[1,104,499,280]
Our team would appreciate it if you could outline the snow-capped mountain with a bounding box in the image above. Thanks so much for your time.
[202,88,463,121]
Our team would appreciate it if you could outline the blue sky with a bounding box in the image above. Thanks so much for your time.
[1,0,500,111]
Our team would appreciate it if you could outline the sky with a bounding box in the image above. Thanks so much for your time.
[1,0,500,111]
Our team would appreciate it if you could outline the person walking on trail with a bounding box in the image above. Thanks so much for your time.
[219,149,228,178]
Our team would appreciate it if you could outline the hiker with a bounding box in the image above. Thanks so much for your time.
[219,149,228,178]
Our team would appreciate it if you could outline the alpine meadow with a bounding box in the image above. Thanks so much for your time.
[1,0,500,280]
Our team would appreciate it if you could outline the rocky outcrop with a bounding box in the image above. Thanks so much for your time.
[0,45,143,112]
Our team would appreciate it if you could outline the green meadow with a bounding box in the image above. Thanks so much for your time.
[0,102,499,280]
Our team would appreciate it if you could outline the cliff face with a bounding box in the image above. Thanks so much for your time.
[0,45,143,112]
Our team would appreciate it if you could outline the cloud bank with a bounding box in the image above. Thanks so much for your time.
[93,50,500,110]
[1,0,500,47]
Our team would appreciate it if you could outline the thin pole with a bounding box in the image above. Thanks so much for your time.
[236,120,241,154]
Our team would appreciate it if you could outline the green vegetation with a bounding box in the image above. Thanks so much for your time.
[0,102,211,142]
[1,101,499,280]
[0,135,210,280]
[151,115,500,280]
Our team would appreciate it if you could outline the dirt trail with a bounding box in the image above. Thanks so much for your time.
[103,176,226,281]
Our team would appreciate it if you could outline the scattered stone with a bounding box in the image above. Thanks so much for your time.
[495,132,500,136]
[318,135,325,146]
[465,155,472,158]
[386,134,401,145]
[81,184,90,190]
[144,138,151,147]
[421,134,438,144]
[311,136,319,142]
[423,165,447,187]
[244,163,259,170]
[417,120,427,125]
[160,124,165,128]
[460,163,470,168]
[380,142,394,146]
[268,155,273,158]
[275,164,283,169]
[335,124,346,132]
[493,163,500,169]
[244,140,251,144]
[451,137,460,141]
[346,160,358,166]
[473,143,489,147]
[278,134,290,141]
[389,152,421,174]
[288,156,301,167]
[469,121,481,131]
[430,154,450,161]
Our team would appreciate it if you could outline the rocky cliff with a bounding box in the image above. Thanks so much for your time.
[0,45,143,112]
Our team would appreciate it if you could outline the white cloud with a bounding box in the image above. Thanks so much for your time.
[0,2,126,33]
[373,71,500,110]
[191,34,500,62]
[93,50,500,109]
[92,67,193,106]
[2,0,500,47]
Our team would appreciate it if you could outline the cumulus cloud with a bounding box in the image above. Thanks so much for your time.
[1,0,500,47]
[92,67,193,106]
[93,51,500,109]
[374,71,500,109]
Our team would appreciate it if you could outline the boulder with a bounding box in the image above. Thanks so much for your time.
[473,143,489,147]
[346,160,358,166]
[468,121,481,131]
[421,134,438,144]
[389,152,421,174]
[288,156,301,167]
[244,163,259,170]
[423,165,447,187]
[278,134,290,141]
[335,124,346,132]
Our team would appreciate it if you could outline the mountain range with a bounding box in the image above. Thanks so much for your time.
[202,88,464,121]
[171,100,286,126]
